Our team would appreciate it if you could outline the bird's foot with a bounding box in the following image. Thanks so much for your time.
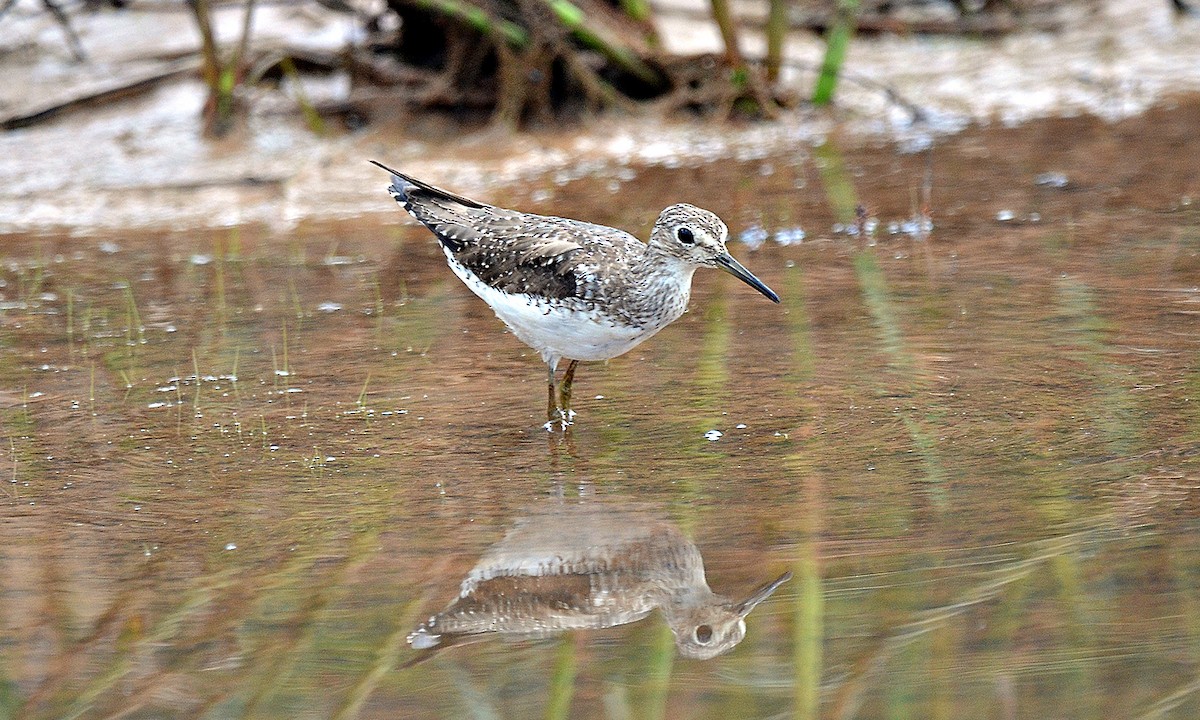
[543,407,574,432]
[545,359,579,431]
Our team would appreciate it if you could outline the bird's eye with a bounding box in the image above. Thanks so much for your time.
[677,227,695,244]
[694,624,713,644]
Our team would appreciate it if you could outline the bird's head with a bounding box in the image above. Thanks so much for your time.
[650,204,779,303]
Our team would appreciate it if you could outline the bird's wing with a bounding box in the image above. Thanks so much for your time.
[377,166,643,302]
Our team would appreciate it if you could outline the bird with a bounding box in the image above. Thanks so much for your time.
[371,160,780,427]
[404,502,792,665]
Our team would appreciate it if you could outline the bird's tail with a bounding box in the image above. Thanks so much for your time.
[368,160,487,210]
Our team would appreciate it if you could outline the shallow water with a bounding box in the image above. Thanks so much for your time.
[3,98,1200,719]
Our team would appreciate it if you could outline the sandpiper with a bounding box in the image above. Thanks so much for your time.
[371,160,780,427]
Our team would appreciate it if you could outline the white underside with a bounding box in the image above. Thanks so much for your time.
[445,253,665,366]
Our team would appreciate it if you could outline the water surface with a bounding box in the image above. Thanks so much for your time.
[2,98,1200,719]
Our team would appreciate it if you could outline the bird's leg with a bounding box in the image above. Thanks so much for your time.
[546,362,560,425]
[559,360,579,422]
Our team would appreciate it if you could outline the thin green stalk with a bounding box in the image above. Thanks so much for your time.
[766,0,788,81]
[236,546,368,720]
[692,292,730,426]
[227,225,242,260]
[281,321,290,378]
[188,0,248,134]
[545,633,579,720]
[414,0,660,85]
[619,0,651,22]
[640,624,675,720]
[230,346,241,400]
[793,539,823,720]
[812,0,860,105]
[188,0,220,93]
[544,0,661,85]
[357,373,371,410]
[173,367,183,419]
[1057,278,1140,458]
[214,243,226,315]
[122,282,145,346]
[331,599,425,720]
[8,436,16,492]
[708,0,744,67]
[415,0,528,46]
[66,288,74,349]
[55,573,236,720]
[784,266,815,383]
[814,141,859,224]
[784,268,822,720]
[232,0,256,72]
[856,251,948,503]
[288,276,303,318]
[280,55,327,135]
[191,348,203,411]
[818,139,947,504]
[81,303,92,356]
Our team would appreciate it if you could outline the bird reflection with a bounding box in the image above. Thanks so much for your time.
[406,502,790,663]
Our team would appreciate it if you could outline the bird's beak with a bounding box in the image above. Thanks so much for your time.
[732,571,793,617]
[714,253,780,303]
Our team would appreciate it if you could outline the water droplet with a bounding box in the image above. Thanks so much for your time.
[1034,172,1068,188]
[739,225,768,250]
[774,227,806,246]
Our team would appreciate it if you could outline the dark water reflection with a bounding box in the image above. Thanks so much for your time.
[2,98,1200,719]
[405,501,791,663]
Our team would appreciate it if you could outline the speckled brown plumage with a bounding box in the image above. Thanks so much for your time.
[380,167,658,312]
